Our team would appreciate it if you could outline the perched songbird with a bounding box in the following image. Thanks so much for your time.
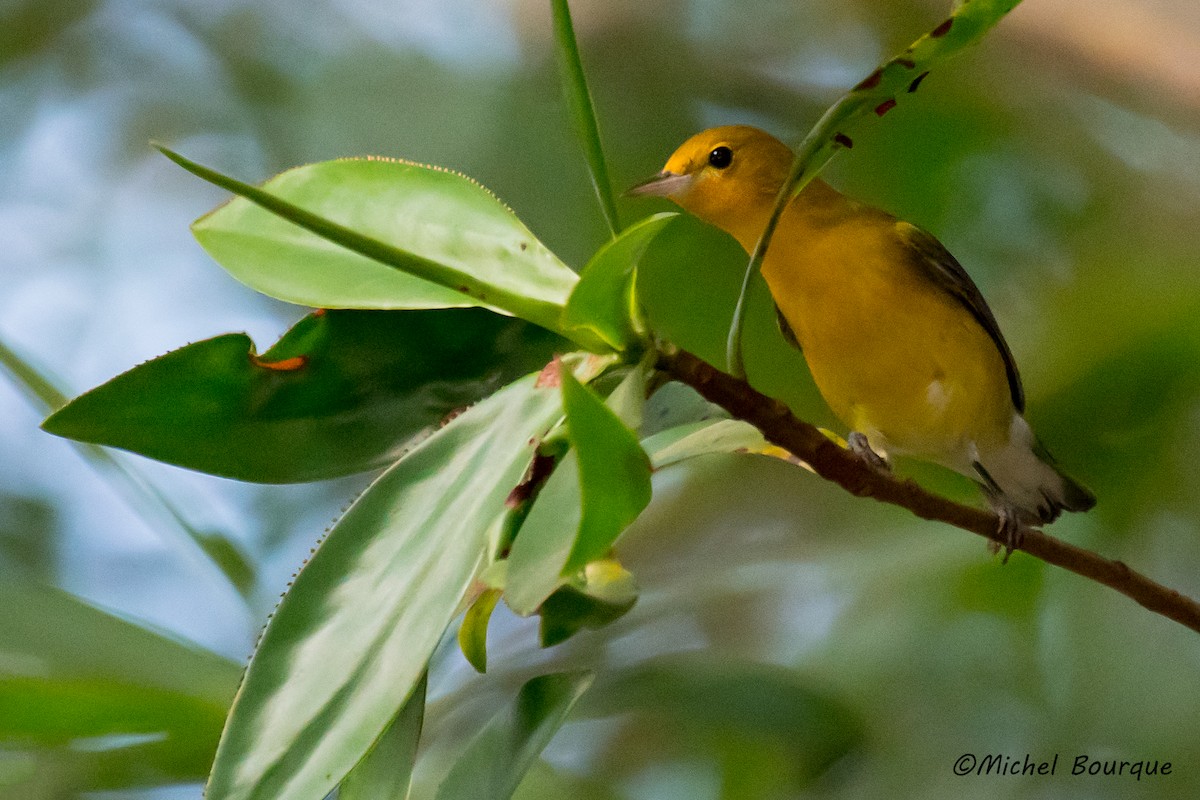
[630,125,1094,543]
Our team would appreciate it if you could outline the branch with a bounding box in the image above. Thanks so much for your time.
[656,347,1200,635]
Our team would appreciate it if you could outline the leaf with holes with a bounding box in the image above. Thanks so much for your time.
[42,309,560,482]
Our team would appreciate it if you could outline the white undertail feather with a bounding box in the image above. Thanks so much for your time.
[972,416,1096,525]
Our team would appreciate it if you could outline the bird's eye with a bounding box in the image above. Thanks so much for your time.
[707,146,733,169]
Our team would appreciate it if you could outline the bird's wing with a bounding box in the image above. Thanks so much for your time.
[896,221,1025,412]
[774,304,801,351]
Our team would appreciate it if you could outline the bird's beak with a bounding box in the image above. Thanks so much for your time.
[625,170,694,199]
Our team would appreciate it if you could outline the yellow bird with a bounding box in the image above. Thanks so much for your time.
[631,125,1094,541]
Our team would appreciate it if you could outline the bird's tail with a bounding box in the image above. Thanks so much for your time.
[973,416,1096,525]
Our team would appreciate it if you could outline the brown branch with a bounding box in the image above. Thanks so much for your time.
[656,346,1200,635]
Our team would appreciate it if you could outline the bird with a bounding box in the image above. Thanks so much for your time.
[629,124,1094,549]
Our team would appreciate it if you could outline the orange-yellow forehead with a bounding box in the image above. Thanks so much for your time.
[662,129,725,174]
[646,125,795,245]
[661,125,790,175]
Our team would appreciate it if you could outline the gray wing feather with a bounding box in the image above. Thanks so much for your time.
[896,222,1025,412]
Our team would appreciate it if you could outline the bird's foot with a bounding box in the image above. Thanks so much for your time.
[988,506,1025,564]
[847,431,890,473]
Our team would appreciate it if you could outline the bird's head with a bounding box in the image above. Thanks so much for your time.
[628,125,794,237]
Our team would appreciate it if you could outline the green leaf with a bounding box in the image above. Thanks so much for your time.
[0,579,240,795]
[43,308,559,482]
[559,370,652,571]
[562,213,675,352]
[502,450,582,616]
[601,360,652,431]
[0,729,224,796]
[538,559,638,647]
[514,418,771,646]
[162,148,579,334]
[0,676,230,794]
[196,531,257,595]
[636,215,753,366]
[640,380,726,437]
[549,0,619,236]
[458,588,502,674]
[643,418,766,469]
[0,676,219,740]
[0,335,68,410]
[339,674,427,800]
[434,671,594,800]
[205,372,563,800]
[505,368,652,615]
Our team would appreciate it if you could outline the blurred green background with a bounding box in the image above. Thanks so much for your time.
[2,0,1200,797]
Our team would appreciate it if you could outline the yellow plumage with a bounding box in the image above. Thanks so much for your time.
[631,125,1093,528]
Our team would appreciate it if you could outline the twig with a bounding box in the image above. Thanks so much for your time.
[656,346,1200,635]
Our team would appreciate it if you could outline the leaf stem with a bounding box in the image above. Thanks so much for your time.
[0,337,68,410]
[550,0,621,237]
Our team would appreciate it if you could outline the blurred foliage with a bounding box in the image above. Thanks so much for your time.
[435,670,594,800]
[0,579,239,797]
[3,0,1200,799]
[581,654,863,797]
[0,494,57,582]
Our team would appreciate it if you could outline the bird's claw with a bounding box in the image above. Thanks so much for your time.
[847,431,890,473]
[990,507,1025,564]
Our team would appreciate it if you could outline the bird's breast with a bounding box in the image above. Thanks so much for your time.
[760,213,1014,460]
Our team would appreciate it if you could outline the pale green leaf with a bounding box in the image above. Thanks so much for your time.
[458,588,502,674]
[643,419,767,469]
[205,373,564,800]
[503,451,582,616]
[162,148,578,334]
[561,213,675,351]
[339,674,427,800]
[505,368,651,616]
